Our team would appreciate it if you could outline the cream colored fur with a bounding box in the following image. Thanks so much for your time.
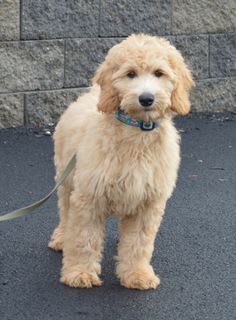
[48,34,194,290]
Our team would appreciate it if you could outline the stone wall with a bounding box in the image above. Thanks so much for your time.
[0,0,235,128]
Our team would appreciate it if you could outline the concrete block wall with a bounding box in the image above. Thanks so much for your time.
[0,0,235,128]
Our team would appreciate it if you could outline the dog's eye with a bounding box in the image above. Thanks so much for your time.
[127,71,137,79]
[154,70,163,78]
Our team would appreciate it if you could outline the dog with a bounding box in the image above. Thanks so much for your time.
[48,34,194,290]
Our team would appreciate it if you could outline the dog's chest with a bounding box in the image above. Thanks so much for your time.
[104,153,159,215]
[76,133,179,215]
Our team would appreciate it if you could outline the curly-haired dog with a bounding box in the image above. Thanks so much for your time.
[48,34,194,289]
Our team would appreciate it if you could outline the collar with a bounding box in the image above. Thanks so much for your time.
[115,109,163,131]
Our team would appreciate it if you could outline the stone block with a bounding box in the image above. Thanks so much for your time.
[25,88,88,126]
[210,34,236,77]
[170,35,209,79]
[0,41,64,93]
[21,0,99,39]
[191,78,236,112]
[0,0,20,40]
[172,0,236,34]
[100,0,171,36]
[64,38,121,87]
[0,93,24,128]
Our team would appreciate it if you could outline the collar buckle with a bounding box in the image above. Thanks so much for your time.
[140,121,155,131]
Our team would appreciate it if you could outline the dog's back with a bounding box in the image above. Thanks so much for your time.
[53,85,100,177]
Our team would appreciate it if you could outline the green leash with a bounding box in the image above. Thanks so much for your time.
[0,155,76,222]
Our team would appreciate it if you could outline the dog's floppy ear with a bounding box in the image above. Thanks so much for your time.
[93,60,120,113]
[169,48,195,116]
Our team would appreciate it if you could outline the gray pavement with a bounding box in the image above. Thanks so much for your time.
[0,113,235,320]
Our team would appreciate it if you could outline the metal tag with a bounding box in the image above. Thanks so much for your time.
[140,121,155,131]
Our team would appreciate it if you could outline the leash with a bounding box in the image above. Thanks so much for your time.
[0,155,76,222]
[0,110,162,222]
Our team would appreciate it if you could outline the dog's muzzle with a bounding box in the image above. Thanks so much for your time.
[139,93,155,107]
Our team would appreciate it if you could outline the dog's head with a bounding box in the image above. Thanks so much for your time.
[93,34,194,120]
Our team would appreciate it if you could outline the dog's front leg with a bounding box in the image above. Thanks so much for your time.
[60,192,105,288]
[116,202,165,290]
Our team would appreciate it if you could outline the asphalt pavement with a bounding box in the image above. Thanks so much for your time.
[0,113,235,320]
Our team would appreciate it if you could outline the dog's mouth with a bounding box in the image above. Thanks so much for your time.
[141,103,159,113]
[140,100,159,113]
[143,107,154,112]
[120,98,161,120]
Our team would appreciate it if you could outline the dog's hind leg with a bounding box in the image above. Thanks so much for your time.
[48,185,70,251]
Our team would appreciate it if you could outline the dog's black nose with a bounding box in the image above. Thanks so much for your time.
[139,93,154,107]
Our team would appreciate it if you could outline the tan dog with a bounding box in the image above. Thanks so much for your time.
[48,34,194,290]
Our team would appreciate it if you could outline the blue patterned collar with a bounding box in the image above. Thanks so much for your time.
[115,109,163,131]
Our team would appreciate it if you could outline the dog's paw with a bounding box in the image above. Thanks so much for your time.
[48,238,63,251]
[119,266,160,290]
[60,266,102,288]
[48,226,64,251]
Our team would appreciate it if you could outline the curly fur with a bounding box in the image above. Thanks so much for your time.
[48,34,194,290]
